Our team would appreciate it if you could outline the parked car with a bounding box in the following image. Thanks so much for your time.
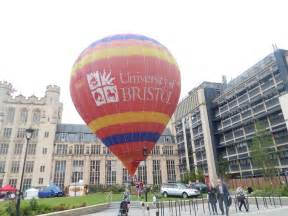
[160,183,200,198]
[190,182,208,193]
[38,185,64,198]
[38,187,56,198]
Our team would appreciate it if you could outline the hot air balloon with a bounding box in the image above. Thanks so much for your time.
[70,34,181,175]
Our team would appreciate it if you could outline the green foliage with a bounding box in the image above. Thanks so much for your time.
[250,121,278,178]
[216,157,229,179]
[29,198,38,211]
[252,184,288,197]
[88,184,125,193]
[181,169,205,184]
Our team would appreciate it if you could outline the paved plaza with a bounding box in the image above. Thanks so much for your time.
[86,200,288,216]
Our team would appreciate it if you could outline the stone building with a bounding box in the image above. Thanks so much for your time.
[0,81,62,190]
[52,124,179,190]
[0,81,180,190]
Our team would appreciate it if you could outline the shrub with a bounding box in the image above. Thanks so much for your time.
[29,198,39,211]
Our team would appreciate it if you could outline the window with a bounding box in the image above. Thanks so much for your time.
[11,161,20,173]
[7,107,15,123]
[23,178,32,191]
[74,144,84,155]
[9,179,17,188]
[44,131,49,137]
[0,161,5,173]
[40,165,45,172]
[25,161,34,173]
[91,145,101,155]
[137,165,147,184]
[163,146,174,155]
[32,110,40,123]
[31,129,39,139]
[56,144,68,155]
[38,178,43,184]
[27,144,36,155]
[42,148,47,154]
[152,146,160,155]
[89,160,100,185]
[16,128,26,138]
[0,144,9,154]
[20,109,28,123]
[166,160,176,183]
[54,161,66,190]
[13,143,22,155]
[72,160,84,183]
[106,160,116,185]
[152,160,162,185]
[0,179,3,188]
[3,128,12,138]
[122,168,129,184]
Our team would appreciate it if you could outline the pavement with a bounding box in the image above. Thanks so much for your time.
[85,200,288,216]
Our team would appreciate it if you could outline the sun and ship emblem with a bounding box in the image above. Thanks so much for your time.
[87,70,119,106]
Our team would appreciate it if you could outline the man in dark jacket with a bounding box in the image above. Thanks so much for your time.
[216,179,230,215]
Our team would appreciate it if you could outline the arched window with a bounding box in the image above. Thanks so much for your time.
[20,108,28,123]
[32,109,41,123]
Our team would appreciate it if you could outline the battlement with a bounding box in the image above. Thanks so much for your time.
[0,81,13,91]
[46,85,60,94]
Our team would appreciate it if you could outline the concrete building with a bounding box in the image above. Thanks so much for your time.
[213,49,288,178]
[173,82,222,183]
[0,81,180,190]
[174,49,288,182]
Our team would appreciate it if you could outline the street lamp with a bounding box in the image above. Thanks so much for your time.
[16,128,34,216]
[143,146,148,202]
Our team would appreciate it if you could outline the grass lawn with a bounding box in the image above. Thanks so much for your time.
[0,192,207,215]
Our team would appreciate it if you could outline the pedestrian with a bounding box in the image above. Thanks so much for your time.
[216,179,231,215]
[236,185,248,212]
[208,182,218,215]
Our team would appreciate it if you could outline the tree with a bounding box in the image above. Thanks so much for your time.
[181,170,196,184]
[216,157,229,180]
[250,121,278,180]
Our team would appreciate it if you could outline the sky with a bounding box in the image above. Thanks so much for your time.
[0,0,288,124]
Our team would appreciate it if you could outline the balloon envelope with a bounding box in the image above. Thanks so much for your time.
[70,34,181,175]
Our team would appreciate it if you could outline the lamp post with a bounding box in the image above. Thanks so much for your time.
[16,128,34,216]
[143,146,148,202]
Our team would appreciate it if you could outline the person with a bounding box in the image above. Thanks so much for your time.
[247,186,253,194]
[216,179,230,215]
[152,194,157,207]
[119,198,129,216]
[236,185,248,212]
[207,182,218,215]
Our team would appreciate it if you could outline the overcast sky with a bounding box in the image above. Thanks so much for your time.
[1,0,287,124]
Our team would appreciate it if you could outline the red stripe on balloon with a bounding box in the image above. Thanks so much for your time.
[109,141,155,175]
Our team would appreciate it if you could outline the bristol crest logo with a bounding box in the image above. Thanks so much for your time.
[86,70,119,106]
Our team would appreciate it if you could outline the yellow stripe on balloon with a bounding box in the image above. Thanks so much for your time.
[88,111,170,133]
[71,46,177,76]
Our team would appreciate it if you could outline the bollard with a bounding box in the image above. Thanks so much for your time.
[268,196,272,206]
[175,201,177,216]
[156,208,159,216]
[184,200,186,212]
[147,205,150,216]
[255,196,259,210]
[279,196,282,207]
[178,201,181,216]
[189,200,192,215]
[201,194,205,214]
[272,196,276,207]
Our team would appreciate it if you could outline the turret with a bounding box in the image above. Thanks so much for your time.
[45,85,60,105]
[0,81,13,102]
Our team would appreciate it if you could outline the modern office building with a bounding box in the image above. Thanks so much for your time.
[213,49,288,178]
[173,82,222,183]
[0,81,180,190]
[174,49,288,182]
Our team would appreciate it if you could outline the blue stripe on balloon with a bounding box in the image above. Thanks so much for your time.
[102,132,161,147]
[88,34,162,49]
